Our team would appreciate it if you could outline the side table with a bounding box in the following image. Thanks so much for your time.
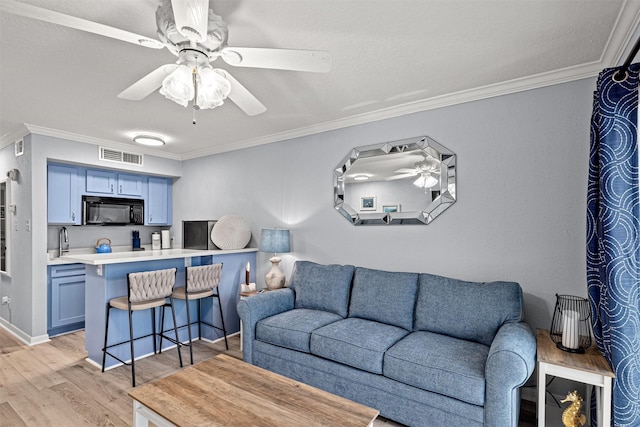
[536,328,614,427]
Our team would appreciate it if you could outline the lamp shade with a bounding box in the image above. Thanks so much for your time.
[259,229,290,254]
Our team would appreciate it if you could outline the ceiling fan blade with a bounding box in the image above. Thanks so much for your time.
[217,70,267,116]
[221,47,331,73]
[0,0,164,49]
[395,168,418,174]
[117,64,178,100]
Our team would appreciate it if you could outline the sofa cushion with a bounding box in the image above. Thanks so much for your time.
[384,331,490,406]
[414,274,523,346]
[256,309,342,353]
[288,261,355,318]
[311,318,409,374]
[348,267,419,331]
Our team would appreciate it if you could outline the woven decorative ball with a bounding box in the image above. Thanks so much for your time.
[211,215,251,249]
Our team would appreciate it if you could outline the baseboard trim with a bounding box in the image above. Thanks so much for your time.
[0,318,50,346]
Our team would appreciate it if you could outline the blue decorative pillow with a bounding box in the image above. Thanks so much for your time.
[288,261,355,318]
[348,267,419,331]
[414,273,523,346]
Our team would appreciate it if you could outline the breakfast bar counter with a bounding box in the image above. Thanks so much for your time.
[62,248,257,368]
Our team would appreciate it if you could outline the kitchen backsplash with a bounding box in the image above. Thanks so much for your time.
[46,225,170,251]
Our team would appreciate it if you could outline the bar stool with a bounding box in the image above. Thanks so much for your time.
[101,268,183,387]
[163,263,226,364]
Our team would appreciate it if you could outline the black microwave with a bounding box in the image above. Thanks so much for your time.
[82,196,144,225]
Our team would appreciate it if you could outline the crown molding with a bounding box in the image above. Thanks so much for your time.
[181,60,604,160]
[21,124,183,161]
[0,125,29,150]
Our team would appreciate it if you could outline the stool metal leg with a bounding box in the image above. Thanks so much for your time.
[215,293,228,350]
[151,307,157,354]
[159,304,166,353]
[169,296,183,367]
[101,304,111,372]
[185,294,194,365]
[128,305,136,387]
[197,299,202,342]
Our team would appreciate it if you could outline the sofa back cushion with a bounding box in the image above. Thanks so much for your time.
[414,273,523,346]
[289,261,355,318]
[348,267,419,331]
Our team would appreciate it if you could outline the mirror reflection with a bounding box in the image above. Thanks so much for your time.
[334,136,456,225]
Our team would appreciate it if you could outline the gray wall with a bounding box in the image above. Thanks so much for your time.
[174,77,594,331]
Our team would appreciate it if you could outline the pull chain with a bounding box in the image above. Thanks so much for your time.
[192,67,199,125]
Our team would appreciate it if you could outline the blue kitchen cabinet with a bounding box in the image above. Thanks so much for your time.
[47,164,81,224]
[48,263,86,336]
[117,173,144,196]
[86,169,144,197]
[147,176,172,225]
[85,169,116,194]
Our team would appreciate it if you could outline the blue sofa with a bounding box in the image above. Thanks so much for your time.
[237,261,536,426]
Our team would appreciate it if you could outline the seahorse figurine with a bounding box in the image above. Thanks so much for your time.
[560,390,587,427]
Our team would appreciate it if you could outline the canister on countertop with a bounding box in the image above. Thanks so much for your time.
[151,232,161,250]
[161,230,171,249]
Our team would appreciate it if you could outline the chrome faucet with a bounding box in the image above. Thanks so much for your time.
[59,226,69,257]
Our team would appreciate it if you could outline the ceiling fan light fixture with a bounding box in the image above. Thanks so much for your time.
[414,173,438,189]
[171,0,209,42]
[160,64,194,107]
[133,135,166,146]
[196,67,231,109]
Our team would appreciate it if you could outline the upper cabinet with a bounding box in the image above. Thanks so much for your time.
[118,173,144,197]
[147,176,172,225]
[47,164,81,225]
[85,169,144,197]
[48,163,172,226]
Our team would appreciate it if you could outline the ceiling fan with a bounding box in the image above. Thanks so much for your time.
[0,0,332,117]
[385,155,441,190]
[385,155,440,180]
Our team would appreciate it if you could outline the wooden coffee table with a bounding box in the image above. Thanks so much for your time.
[129,354,379,426]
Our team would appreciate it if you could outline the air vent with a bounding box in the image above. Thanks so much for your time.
[14,139,24,157]
[99,146,143,166]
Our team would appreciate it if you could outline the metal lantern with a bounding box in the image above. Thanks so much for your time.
[550,294,592,353]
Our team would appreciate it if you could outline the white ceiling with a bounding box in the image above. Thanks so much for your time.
[1,0,639,161]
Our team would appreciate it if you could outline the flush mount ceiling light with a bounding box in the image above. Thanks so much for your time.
[353,175,369,181]
[133,135,166,146]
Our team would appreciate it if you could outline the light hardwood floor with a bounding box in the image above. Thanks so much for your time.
[0,327,534,426]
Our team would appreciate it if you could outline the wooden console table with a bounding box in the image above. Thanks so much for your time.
[129,354,379,426]
[536,328,614,427]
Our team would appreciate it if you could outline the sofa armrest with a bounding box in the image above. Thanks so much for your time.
[485,321,536,427]
[237,288,294,363]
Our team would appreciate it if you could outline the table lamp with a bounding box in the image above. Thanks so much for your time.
[259,228,290,290]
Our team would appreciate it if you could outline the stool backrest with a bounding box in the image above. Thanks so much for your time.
[128,268,177,303]
[187,263,223,293]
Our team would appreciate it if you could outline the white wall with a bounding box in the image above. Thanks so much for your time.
[174,77,594,331]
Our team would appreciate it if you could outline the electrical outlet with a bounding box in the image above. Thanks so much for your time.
[1,296,9,305]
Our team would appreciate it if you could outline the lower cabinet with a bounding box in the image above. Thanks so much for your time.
[48,263,86,336]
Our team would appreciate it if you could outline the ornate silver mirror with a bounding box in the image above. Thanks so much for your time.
[334,136,456,225]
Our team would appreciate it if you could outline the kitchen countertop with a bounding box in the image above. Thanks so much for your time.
[49,247,258,266]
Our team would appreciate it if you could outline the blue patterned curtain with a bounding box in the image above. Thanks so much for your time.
[587,63,640,426]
